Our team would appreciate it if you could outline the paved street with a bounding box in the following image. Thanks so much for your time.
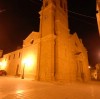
[0,76,100,99]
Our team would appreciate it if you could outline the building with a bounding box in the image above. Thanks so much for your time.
[96,0,100,35]
[95,64,100,80]
[0,0,90,82]
[90,64,100,80]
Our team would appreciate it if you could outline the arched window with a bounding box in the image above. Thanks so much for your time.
[9,55,11,60]
[19,52,21,58]
[45,1,48,7]
[52,0,56,6]
[60,0,63,8]
[30,40,34,44]
[13,54,15,59]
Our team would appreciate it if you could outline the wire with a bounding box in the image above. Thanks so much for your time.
[68,10,96,20]
[28,1,96,20]
[69,15,97,26]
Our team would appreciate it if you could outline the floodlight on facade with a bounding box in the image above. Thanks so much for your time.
[21,55,35,79]
[1,60,7,70]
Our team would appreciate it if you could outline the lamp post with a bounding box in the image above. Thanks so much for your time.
[21,63,26,79]
[21,57,33,79]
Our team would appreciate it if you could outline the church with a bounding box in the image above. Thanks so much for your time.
[0,0,90,82]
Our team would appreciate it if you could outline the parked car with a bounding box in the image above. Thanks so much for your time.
[0,70,7,76]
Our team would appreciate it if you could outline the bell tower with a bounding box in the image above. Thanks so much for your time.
[39,0,69,37]
[39,0,71,81]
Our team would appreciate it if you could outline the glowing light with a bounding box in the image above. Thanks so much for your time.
[3,61,7,67]
[16,90,24,94]
[88,66,91,69]
[0,59,7,70]
[22,57,34,67]
[22,54,36,72]
[0,62,2,66]
[0,60,7,69]
[0,62,2,69]
[21,54,36,79]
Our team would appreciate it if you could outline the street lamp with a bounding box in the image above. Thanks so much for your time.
[21,55,35,79]
[21,63,26,79]
[88,66,91,69]
[21,57,33,79]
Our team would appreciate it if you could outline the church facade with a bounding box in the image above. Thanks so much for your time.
[0,0,90,82]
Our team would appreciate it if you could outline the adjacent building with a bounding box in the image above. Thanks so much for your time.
[96,0,100,35]
[0,0,90,82]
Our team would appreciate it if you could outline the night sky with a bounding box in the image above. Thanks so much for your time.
[0,0,99,67]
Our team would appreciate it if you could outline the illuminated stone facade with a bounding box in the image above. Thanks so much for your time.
[0,0,90,82]
[96,0,100,34]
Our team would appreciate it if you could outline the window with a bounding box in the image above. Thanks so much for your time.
[9,55,11,60]
[13,54,15,59]
[45,1,48,7]
[75,42,78,47]
[19,52,21,58]
[30,40,34,44]
[60,0,63,8]
[52,0,56,5]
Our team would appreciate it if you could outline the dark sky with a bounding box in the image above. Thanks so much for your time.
[0,0,99,67]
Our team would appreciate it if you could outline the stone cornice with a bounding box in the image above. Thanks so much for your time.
[41,34,56,42]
